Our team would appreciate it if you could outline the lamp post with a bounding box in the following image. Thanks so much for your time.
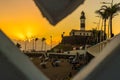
[31,36,36,52]
[93,22,99,30]
[93,16,101,43]
[96,16,101,31]
[50,36,52,50]
[32,38,35,51]
[24,39,27,52]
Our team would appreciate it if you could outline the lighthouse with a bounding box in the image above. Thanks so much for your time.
[80,11,86,30]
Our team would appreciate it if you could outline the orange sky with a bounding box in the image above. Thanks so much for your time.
[0,0,120,46]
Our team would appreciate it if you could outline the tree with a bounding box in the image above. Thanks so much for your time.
[41,37,46,51]
[107,3,120,37]
[61,32,65,38]
[96,6,109,39]
[35,38,39,51]
[16,43,21,49]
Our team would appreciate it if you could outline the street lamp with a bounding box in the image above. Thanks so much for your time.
[50,36,52,50]
[93,16,101,31]
[93,22,99,30]
[24,40,27,52]
[32,38,35,51]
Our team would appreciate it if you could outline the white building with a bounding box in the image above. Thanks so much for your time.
[70,11,93,37]
[70,29,92,36]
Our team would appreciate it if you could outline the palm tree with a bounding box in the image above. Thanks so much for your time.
[16,43,21,49]
[61,32,65,38]
[96,6,109,39]
[35,38,38,51]
[41,37,46,51]
[106,3,120,37]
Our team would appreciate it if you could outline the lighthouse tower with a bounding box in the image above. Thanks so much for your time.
[80,11,86,30]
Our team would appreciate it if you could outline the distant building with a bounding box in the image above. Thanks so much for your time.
[70,11,92,37]
[70,29,92,36]
[80,11,86,30]
[56,11,105,51]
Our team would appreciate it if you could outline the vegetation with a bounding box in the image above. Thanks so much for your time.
[41,37,46,51]
[96,2,120,38]
[107,3,120,37]
[35,38,39,50]
[16,43,21,49]
[96,6,109,39]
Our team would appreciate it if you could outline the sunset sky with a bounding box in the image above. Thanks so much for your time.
[0,0,120,47]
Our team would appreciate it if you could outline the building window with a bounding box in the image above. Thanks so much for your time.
[81,19,85,23]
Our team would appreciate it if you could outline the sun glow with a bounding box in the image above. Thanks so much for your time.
[16,33,26,40]
[0,0,120,49]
